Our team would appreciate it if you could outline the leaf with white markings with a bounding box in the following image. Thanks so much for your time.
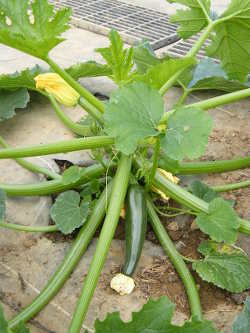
[0,89,30,121]
[193,242,250,293]
[50,190,90,234]
[104,82,164,155]
[195,198,239,244]
[167,0,211,39]
[0,0,71,59]
[160,107,213,161]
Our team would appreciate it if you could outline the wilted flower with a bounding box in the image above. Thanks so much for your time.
[152,168,179,201]
[35,73,80,106]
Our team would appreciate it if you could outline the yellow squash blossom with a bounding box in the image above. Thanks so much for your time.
[35,73,80,106]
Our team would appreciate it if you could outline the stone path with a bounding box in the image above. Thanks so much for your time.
[0,1,249,332]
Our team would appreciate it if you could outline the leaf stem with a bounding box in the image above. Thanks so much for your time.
[153,170,250,235]
[160,153,250,174]
[8,183,113,330]
[147,198,202,320]
[48,95,92,136]
[0,136,61,180]
[46,57,105,114]
[212,180,250,192]
[0,222,58,233]
[0,136,114,159]
[68,154,131,333]
[147,137,160,191]
[0,164,106,196]
[79,97,105,125]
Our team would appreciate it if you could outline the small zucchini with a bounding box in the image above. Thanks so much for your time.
[122,184,147,276]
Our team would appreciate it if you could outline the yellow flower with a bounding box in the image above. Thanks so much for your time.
[152,168,179,201]
[35,73,80,106]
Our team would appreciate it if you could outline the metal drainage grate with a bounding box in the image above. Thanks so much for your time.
[163,33,212,60]
[50,0,180,50]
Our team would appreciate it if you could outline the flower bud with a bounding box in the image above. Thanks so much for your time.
[35,73,80,106]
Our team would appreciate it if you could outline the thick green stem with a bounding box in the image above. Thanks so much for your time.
[147,137,160,191]
[0,136,60,180]
[48,95,92,136]
[8,182,113,330]
[79,97,105,125]
[68,154,132,333]
[147,198,202,320]
[160,153,250,174]
[212,180,250,192]
[153,170,250,235]
[0,136,114,159]
[46,57,105,114]
[0,164,106,196]
[160,87,250,124]
[0,222,58,233]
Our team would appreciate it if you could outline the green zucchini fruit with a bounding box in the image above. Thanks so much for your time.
[122,184,147,276]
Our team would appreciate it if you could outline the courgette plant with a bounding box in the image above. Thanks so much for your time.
[0,1,250,332]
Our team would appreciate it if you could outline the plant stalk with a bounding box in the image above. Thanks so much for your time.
[0,222,58,233]
[153,170,250,235]
[79,97,105,125]
[48,95,92,136]
[8,182,113,330]
[212,180,250,192]
[0,136,114,159]
[68,154,132,333]
[147,198,202,320]
[0,164,106,196]
[46,57,105,114]
[147,137,160,191]
[0,136,60,180]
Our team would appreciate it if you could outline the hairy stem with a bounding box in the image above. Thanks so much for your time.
[0,164,106,196]
[68,154,131,333]
[46,57,105,114]
[0,136,60,180]
[153,170,250,235]
[147,198,202,320]
[0,222,58,233]
[160,153,250,174]
[8,182,113,330]
[48,95,92,136]
[212,180,250,192]
[0,136,114,159]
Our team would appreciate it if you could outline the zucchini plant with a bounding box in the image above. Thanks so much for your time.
[0,0,250,332]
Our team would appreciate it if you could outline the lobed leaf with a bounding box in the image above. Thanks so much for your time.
[232,297,250,333]
[207,0,250,82]
[50,190,90,234]
[96,29,133,84]
[167,0,211,39]
[195,198,239,244]
[0,88,30,121]
[160,107,213,161]
[104,82,164,155]
[0,0,71,59]
[65,61,112,80]
[189,179,218,203]
[193,251,250,293]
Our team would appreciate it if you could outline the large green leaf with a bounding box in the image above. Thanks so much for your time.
[92,296,219,333]
[65,61,112,80]
[0,66,43,91]
[195,198,239,244]
[167,0,211,39]
[193,247,250,292]
[189,180,218,203]
[50,190,90,234]
[134,57,195,90]
[0,88,30,121]
[104,82,164,155]
[0,0,71,59]
[160,107,213,161]
[96,29,133,84]
[233,297,250,333]
[207,0,250,82]
[0,189,6,221]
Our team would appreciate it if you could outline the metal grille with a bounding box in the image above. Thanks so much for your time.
[50,0,180,50]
